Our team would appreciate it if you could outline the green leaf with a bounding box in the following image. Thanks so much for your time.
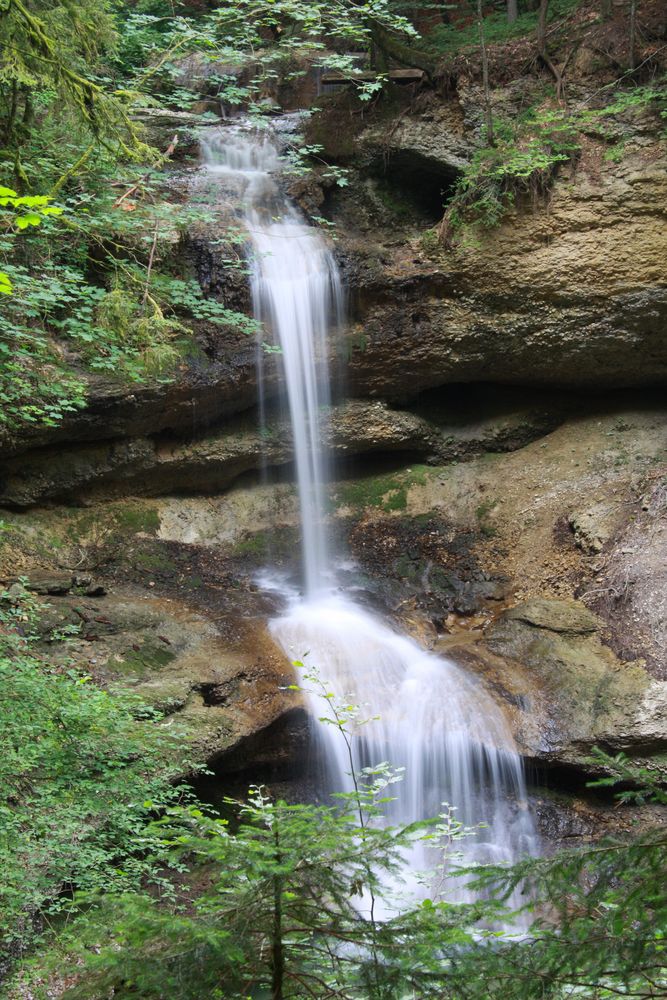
[15,213,42,230]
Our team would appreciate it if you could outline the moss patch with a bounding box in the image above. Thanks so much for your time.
[113,640,178,679]
[132,548,178,574]
[475,498,499,537]
[335,466,432,514]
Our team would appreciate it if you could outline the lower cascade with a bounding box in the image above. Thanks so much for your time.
[202,124,538,905]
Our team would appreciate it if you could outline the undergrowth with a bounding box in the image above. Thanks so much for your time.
[427,0,582,56]
[0,581,194,968]
[441,84,666,240]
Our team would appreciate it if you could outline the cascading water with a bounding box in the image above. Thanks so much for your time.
[202,125,538,908]
[202,129,342,595]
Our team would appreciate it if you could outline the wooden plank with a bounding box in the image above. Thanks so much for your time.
[321,68,424,83]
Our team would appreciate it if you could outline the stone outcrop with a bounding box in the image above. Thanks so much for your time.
[132,107,222,158]
[0,395,562,506]
[2,101,665,468]
[444,599,667,774]
[17,581,303,773]
[339,121,667,396]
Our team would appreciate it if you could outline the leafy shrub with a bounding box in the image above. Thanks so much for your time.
[442,86,666,239]
[444,108,579,235]
[0,583,193,965]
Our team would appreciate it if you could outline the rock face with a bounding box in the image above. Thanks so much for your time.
[444,599,667,773]
[0,394,563,505]
[486,601,663,759]
[340,129,667,396]
[587,477,667,680]
[332,449,667,780]
[301,92,667,395]
[0,402,433,505]
[3,100,666,467]
[2,89,667,801]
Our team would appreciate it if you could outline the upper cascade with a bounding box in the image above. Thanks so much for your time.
[202,127,343,596]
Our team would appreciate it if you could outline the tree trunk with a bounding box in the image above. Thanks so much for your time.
[507,0,519,24]
[537,0,549,54]
[271,825,284,1000]
[537,0,567,102]
[477,0,495,145]
[369,21,437,78]
[21,87,34,130]
[629,0,637,69]
[5,81,18,144]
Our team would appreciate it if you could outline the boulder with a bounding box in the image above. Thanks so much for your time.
[471,599,667,772]
[132,107,223,158]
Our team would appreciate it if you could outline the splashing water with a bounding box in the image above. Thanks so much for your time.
[202,125,538,906]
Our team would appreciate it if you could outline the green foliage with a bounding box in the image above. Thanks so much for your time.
[43,676,481,1000]
[0,184,63,294]
[283,140,350,186]
[149,272,259,337]
[427,0,581,57]
[0,262,168,430]
[444,85,666,237]
[0,0,150,164]
[5,643,666,1000]
[0,582,194,966]
[0,257,89,429]
[109,0,419,117]
[54,790,459,999]
[440,749,667,999]
[445,108,579,234]
[0,227,258,430]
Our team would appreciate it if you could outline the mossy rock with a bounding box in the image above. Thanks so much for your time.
[112,640,178,678]
[485,600,665,766]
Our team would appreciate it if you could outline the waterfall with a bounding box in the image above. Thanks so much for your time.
[202,125,538,908]
[202,130,342,595]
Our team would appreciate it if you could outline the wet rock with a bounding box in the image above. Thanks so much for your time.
[481,599,667,772]
[530,787,666,852]
[347,513,507,624]
[0,388,577,506]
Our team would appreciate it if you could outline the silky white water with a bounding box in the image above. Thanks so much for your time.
[202,126,537,907]
[202,129,342,595]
